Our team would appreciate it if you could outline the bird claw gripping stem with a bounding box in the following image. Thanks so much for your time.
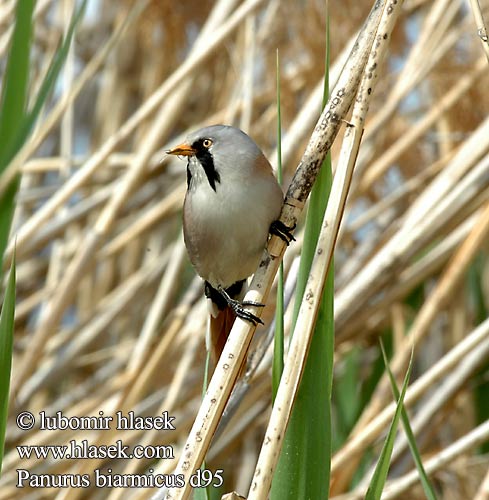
[218,286,264,326]
[270,220,296,245]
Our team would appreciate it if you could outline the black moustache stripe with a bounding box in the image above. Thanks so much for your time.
[186,165,192,188]
[197,150,220,191]
[192,140,221,192]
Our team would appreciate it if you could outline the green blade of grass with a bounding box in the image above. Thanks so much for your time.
[332,347,362,451]
[0,0,35,170]
[365,347,413,500]
[271,12,333,500]
[0,179,20,273]
[467,254,489,453]
[380,342,437,500]
[0,0,36,271]
[272,50,284,401]
[0,253,16,474]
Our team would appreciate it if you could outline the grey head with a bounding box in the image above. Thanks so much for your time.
[183,125,264,192]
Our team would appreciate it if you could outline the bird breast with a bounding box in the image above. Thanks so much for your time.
[183,167,282,289]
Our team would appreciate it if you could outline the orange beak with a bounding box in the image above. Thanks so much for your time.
[166,143,197,156]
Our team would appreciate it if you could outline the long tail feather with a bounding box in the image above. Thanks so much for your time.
[209,306,247,378]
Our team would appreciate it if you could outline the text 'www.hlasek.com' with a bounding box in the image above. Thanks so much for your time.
[14,410,224,490]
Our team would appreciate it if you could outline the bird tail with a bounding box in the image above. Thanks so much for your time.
[208,306,247,378]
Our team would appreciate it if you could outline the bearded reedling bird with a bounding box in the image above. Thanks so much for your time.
[167,125,293,367]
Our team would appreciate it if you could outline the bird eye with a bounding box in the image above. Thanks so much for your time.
[202,139,213,148]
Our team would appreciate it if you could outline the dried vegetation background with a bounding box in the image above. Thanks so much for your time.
[1,0,489,498]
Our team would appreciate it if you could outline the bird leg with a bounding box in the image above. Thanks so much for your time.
[217,285,264,326]
[270,220,296,245]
